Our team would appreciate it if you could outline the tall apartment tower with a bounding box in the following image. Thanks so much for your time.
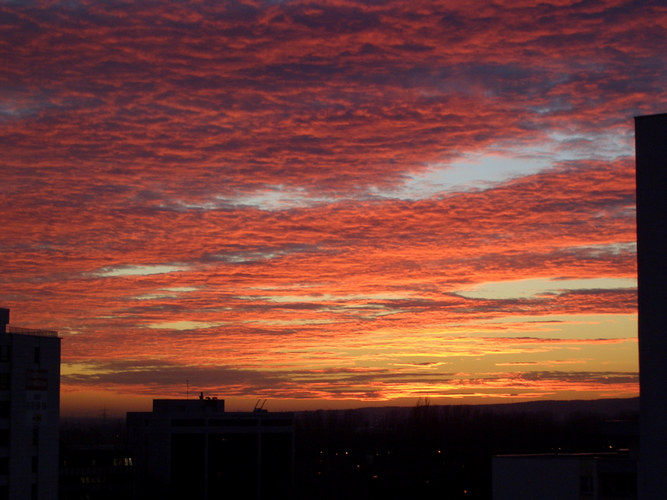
[635,113,667,500]
[0,308,60,500]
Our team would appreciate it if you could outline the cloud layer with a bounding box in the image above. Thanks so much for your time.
[2,0,661,414]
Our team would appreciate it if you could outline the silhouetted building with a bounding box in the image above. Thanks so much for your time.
[491,417,638,499]
[0,307,61,500]
[127,397,294,500]
[493,452,636,500]
[635,112,667,499]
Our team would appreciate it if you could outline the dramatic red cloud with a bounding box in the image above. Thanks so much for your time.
[2,0,661,414]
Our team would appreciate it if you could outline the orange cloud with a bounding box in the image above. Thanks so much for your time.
[1,0,655,413]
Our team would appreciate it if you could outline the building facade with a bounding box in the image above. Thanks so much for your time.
[635,112,667,500]
[0,307,61,500]
[127,397,294,500]
[493,453,637,500]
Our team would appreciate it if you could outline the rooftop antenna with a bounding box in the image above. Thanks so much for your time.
[254,399,267,412]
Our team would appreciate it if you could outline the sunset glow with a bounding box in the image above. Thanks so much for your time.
[2,0,664,416]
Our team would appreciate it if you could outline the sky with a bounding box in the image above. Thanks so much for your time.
[1,0,665,416]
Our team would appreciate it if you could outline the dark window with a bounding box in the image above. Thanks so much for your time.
[261,433,293,497]
[581,475,594,494]
[0,429,9,446]
[0,346,10,362]
[32,427,39,446]
[208,433,258,497]
[171,418,206,427]
[0,373,9,390]
[26,370,47,390]
[0,401,9,418]
[261,418,293,427]
[33,347,40,364]
[171,433,206,499]
[209,418,257,427]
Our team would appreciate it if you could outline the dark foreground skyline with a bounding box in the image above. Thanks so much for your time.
[59,396,639,499]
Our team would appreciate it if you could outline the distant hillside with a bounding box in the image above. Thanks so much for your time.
[296,397,639,421]
[473,397,639,418]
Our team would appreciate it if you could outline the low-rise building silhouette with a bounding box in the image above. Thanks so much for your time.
[127,396,294,499]
[493,452,637,500]
[0,307,60,500]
